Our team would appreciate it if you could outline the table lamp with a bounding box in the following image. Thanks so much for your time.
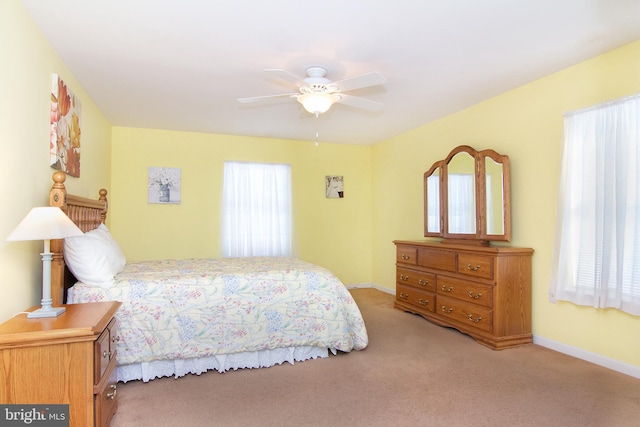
[7,207,84,318]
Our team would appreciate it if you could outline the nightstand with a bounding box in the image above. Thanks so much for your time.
[0,301,121,427]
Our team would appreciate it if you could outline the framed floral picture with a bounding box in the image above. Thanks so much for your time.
[50,74,81,177]
[148,167,181,204]
[326,175,344,198]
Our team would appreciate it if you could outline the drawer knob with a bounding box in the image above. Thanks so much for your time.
[418,279,429,286]
[468,314,482,323]
[107,384,117,400]
[401,255,411,260]
[400,274,409,281]
[418,298,429,305]
[468,291,483,299]
[441,305,453,313]
[467,263,481,271]
[398,292,409,300]
[103,350,111,358]
[441,284,453,292]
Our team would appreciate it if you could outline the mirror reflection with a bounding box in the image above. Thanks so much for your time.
[447,151,476,234]
[426,167,440,233]
[485,157,504,235]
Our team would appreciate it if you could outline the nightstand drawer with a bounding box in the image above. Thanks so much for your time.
[95,317,117,385]
[95,356,118,427]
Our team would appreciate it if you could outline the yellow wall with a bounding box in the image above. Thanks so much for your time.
[110,127,373,285]
[372,40,640,369]
[0,0,112,321]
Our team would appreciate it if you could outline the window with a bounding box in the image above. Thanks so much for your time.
[549,94,640,315]
[220,162,293,257]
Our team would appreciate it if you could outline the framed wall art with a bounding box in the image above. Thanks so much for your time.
[148,167,182,204]
[326,175,344,198]
[50,73,81,177]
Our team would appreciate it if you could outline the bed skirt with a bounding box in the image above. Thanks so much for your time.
[117,345,332,383]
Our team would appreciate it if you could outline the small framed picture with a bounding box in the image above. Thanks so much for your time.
[148,167,181,204]
[326,175,344,198]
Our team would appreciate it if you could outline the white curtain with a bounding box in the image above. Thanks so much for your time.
[220,162,293,257]
[549,94,640,315]
[448,174,475,234]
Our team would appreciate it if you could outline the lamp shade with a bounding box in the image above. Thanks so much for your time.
[298,93,338,115]
[7,207,84,241]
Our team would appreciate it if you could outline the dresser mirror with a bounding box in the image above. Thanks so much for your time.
[424,145,511,243]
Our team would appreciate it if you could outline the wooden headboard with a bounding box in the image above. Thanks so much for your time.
[49,171,108,305]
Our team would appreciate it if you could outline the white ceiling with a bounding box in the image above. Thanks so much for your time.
[21,0,640,145]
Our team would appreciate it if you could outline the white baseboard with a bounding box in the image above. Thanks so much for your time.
[346,283,395,295]
[533,336,640,379]
[347,284,639,379]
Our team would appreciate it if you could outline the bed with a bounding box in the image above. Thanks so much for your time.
[48,172,368,383]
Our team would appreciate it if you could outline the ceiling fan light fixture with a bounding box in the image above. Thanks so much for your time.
[297,92,338,115]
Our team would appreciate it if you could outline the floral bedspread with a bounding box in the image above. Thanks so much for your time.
[69,257,368,366]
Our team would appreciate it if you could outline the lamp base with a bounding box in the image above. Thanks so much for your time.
[27,306,66,318]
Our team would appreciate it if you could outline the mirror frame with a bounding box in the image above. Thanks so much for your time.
[424,145,511,243]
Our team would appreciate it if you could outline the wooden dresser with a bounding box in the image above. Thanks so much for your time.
[394,240,533,349]
[0,301,121,426]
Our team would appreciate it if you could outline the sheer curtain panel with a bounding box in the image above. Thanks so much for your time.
[549,94,640,315]
[220,162,293,258]
[448,174,476,234]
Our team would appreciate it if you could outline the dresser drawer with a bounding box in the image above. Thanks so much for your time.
[457,253,494,280]
[417,248,456,272]
[436,276,493,308]
[397,284,435,313]
[397,246,418,265]
[437,295,493,333]
[397,267,436,292]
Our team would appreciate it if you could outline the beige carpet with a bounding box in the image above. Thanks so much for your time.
[111,288,640,426]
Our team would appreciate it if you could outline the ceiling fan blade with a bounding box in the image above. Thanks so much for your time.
[336,94,384,112]
[264,69,305,86]
[330,71,387,93]
[237,93,299,103]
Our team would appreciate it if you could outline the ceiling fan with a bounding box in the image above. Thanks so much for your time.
[238,66,387,116]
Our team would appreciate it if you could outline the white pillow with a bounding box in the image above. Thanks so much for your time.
[64,224,126,288]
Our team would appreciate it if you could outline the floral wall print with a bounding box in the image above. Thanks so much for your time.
[50,73,81,177]
[326,175,344,198]
[148,167,182,204]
